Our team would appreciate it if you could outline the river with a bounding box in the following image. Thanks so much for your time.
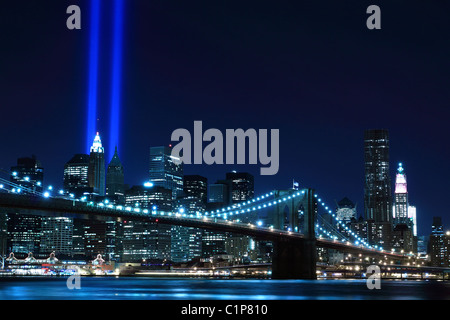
[0,277,449,300]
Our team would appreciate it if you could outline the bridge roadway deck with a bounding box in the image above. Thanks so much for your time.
[0,193,406,260]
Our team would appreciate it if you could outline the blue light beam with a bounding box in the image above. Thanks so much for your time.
[109,0,124,160]
[86,0,101,153]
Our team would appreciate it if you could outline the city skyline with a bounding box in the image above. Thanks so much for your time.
[1,0,449,238]
[1,130,436,239]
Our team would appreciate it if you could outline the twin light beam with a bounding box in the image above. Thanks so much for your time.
[86,0,124,162]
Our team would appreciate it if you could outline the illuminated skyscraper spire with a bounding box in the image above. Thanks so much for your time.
[393,162,417,235]
[392,162,417,250]
[90,132,104,154]
[394,163,407,194]
[88,132,106,196]
[394,162,408,225]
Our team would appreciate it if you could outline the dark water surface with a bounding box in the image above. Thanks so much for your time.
[0,277,449,300]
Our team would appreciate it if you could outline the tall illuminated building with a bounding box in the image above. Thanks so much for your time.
[364,129,392,223]
[7,156,44,255]
[226,172,254,204]
[208,180,232,205]
[40,217,73,256]
[408,206,417,236]
[63,154,91,197]
[106,147,125,204]
[392,163,417,252]
[393,163,408,225]
[122,184,173,261]
[225,172,256,259]
[7,214,42,255]
[202,231,228,259]
[125,185,172,210]
[364,129,392,249]
[88,132,106,196]
[83,220,107,260]
[184,175,208,205]
[169,176,207,263]
[10,155,44,194]
[149,146,183,200]
[170,223,202,263]
[121,219,171,262]
[430,217,445,267]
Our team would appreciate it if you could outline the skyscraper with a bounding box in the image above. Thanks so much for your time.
[184,175,208,205]
[408,206,417,237]
[170,225,202,263]
[202,231,228,259]
[121,220,171,262]
[335,197,357,222]
[122,185,173,262]
[226,172,255,204]
[83,220,107,260]
[180,175,208,214]
[208,181,232,205]
[125,185,172,211]
[429,217,445,267]
[393,163,408,225]
[169,176,207,263]
[88,132,106,196]
[364,129,392,223]
[10,155,44,194]
[40,217,73,256]
[7,214,41,255]
[149,146,183,200]
[63,154,91,197]
[392,163,417,252]
[106,147,125,204]
[7,156,44,255]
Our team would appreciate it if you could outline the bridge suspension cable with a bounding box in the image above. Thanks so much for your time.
[0,177,45,197]
[0,168,381,253]
[314,193,373,249]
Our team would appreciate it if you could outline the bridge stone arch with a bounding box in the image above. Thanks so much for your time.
[268,188,318,279]
[268,188,317,239]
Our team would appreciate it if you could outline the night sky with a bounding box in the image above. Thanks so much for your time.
[1,1,449,236]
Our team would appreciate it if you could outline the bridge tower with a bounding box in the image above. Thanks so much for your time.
[269,188,317,279]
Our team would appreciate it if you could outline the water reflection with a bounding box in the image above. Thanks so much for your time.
[0,277,449,300]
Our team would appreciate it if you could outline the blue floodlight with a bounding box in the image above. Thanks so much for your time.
[109,0,125,160]
[86,0,101,153]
